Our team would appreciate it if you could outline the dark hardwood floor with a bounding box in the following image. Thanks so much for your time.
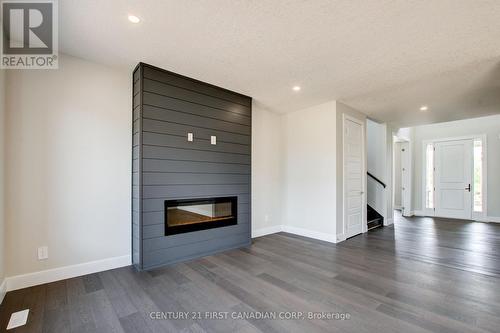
[1,212,500,332]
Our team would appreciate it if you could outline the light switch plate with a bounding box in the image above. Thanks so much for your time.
[210,135,217,145]
[37,246,48,260]
[187,133,193,142]
[7,309,29,330]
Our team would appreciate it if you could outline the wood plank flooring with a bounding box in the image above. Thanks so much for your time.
[1,212,500,332]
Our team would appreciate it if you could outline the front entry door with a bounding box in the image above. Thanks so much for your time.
[344,117,364,238]
[434,139,473,219]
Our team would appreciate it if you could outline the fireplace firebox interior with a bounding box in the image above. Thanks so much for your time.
[165,196,238,235]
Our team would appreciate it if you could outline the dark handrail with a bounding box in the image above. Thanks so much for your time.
[367,172,386,188]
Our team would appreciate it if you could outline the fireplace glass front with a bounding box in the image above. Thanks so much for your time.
[165,196,238,235]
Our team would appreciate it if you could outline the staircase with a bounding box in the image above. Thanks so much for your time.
[367,205,384,230]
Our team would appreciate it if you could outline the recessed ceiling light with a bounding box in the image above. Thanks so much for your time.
[419,105,428,111]
[292,86,301,92]
[128,15,141,24]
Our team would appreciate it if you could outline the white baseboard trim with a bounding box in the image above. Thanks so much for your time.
[282,225,337,243]
[0,278,7,304]
[252,225,283,238]
[411,211,500,223]
[402,210,415,217]
[253,224,339,243]
[384,218,394,226]
[336,233,346,243]
[6,255,131,292]
[475,216,500,223]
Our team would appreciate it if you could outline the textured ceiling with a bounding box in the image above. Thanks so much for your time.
[60,1,500,126]
[346,58,500,128]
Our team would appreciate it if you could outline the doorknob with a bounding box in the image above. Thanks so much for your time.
[465,184,471,192]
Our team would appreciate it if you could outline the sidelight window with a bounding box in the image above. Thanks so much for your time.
[473,139,483,213]
[425,143,434,209]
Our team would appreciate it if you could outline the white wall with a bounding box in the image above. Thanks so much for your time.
[367,120,386,180]
[0,69,5,290]
[384,125,394,223]
[283,101,337,240]
[395,127,412,142]
[256,100,369,242]
[252,104,283,234]
[5,54,132,277]
[366,119,387,216]
[412,115,500,218]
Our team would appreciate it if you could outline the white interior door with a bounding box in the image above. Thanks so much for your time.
[393,142,403,209]
[435,139,473,219]
[344,117,364,238]
[400,141,411,216]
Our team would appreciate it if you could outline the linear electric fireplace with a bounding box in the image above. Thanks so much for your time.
[165,197,238,236]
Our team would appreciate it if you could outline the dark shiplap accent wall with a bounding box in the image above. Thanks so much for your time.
[132,63,252,270]
[132,65,143,268]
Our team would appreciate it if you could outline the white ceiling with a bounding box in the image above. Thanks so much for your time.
[60,1,500,127]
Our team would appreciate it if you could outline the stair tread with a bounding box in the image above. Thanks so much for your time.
[368,224,383,231]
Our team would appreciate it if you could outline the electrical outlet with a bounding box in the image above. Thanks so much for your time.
[7,309,29,330]
[37,246,48,260]
[264,214,269,222]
